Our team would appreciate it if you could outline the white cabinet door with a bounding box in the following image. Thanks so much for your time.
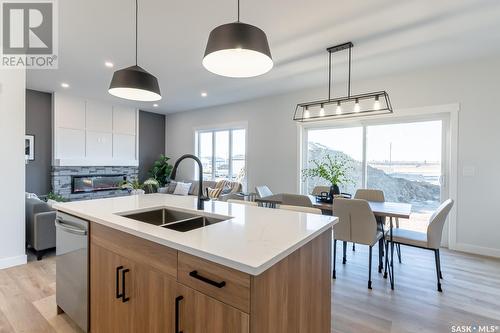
[55,94,85,130]
[57,128,85,158]
[113,134,136,160]
[86,101,113,132]
[113,107,136,135]
[86,132,113,158]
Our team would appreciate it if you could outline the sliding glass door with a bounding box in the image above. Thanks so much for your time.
[366,121,442,232]
[303,117,447,233]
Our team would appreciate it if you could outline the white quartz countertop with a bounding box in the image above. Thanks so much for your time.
[54,193,336,275]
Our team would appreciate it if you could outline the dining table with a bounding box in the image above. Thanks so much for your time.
[311,196,412,290]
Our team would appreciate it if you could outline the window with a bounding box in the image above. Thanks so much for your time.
[305,127,363,195]
[303,118,446,233]
[196,128,246,184]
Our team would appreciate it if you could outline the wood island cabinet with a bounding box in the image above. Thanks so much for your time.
[89,222,331,333]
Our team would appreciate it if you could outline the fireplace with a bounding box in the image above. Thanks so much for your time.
[71,174,127,194]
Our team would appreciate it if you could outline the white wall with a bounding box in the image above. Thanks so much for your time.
[0,69,27,269]
[166,56,500,258]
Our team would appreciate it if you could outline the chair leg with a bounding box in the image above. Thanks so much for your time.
[437,249,443,279]
[434,250,442,292]
[333,240,337,279]
[352,243,356,251]
[383,239,389,279]
[368,246,373,289]
[396,243,402,263]
[378,238,383,273]
[342,241,347,264]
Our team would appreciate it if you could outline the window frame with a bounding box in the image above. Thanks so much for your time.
[300,112,450,195]
[194,122,248,184]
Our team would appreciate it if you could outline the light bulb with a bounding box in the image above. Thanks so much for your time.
[336,101,342,115]
[319,104,325,117]
[374,96,381,110]
[354,98,360,112]
[304,106,310,119]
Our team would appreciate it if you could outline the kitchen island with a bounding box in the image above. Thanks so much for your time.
[54,193,337,333]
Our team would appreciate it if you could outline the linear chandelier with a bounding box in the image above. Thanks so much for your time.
[293,42,392,122]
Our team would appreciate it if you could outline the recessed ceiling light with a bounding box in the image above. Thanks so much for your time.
[61,83,70,88]
[201,92,208,97]
[153,103,159,107]
[105,61,114,68]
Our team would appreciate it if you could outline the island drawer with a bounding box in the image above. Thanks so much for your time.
[178,252,251,313]
[90,222,178,279]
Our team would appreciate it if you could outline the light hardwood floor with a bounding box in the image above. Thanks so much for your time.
[0,245,499,333]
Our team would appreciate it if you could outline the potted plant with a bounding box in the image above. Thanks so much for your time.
[45,191,67,207]
[149,154,174,189]
[120,179,145,195]
[143,178,160,193]
[302,154,353,198]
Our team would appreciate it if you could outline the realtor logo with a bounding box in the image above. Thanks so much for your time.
[1,0,58,68]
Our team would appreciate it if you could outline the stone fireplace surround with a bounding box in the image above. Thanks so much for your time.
[52,166,138,201]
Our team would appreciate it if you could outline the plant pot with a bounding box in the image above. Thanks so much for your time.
[130,189,145,195]
[330,184,340,197]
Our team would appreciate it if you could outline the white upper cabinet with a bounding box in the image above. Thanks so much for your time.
[86,101,113,132]
[113,106,136,135]
[53,93,138,166]
[86,132,113,158]
[55,94,85,129]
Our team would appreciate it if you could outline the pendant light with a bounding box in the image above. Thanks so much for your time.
[202,0,273,78]
[293,42,393,122]
[109,0,161,101]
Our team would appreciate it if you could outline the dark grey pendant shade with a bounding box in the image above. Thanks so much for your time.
[108,0,162,102]
[203,22,273,78]
[109,65,161,102]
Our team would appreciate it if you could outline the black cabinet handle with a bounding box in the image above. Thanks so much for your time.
[189,270,226,288]
[175,296,183,333]
[122,268,130,303]
[116,266,123,299]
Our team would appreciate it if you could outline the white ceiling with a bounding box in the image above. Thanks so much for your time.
[27,0,500,114]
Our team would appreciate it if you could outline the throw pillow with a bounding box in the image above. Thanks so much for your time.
[206,187,223,199]
[166,181,177,194]
[220,185,232,195]
[173,182,192,196]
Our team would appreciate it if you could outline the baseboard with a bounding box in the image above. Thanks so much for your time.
[0,254,27,270]
[453,242,500,259]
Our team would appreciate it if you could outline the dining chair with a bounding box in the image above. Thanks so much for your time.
[255,185,273,198]
[333,198,384,289]
[278,204,322,214]
[386,199,454,292]
[312,186,331,196]
[353,189,390,253]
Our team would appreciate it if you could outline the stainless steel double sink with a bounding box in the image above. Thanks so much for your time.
[121,208,228,232]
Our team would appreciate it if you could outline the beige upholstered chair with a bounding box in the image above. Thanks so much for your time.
[353,189,388,251]
[312,186,331,196]
[255,185,273,198]
[227,199,258,206]
[278,205,322,214]
[354,188,402,228]
[354,189,385,202]
[333,198,384,289]
[387,199,454,292]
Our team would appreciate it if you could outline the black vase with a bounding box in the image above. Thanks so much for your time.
[330,184,340,198]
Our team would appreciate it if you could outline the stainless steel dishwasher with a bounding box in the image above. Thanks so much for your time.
[55,211,89,332]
